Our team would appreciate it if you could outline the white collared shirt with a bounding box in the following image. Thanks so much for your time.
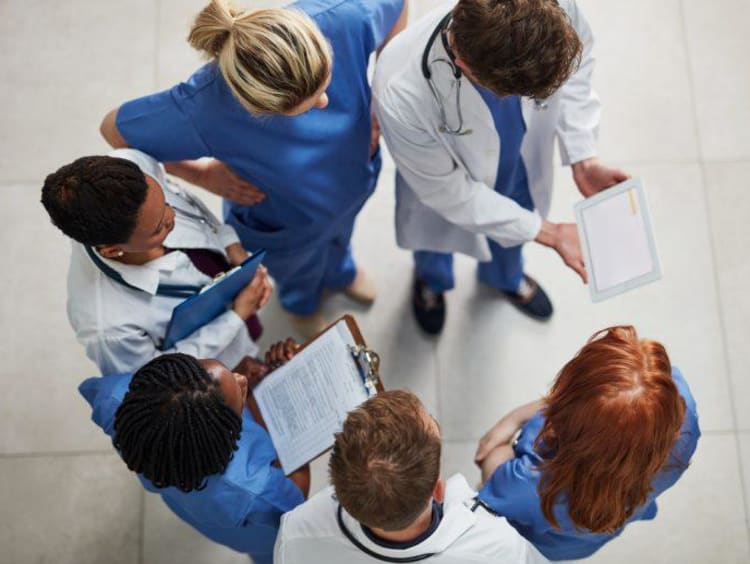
[67,148,258,375]
[274,474,548,564]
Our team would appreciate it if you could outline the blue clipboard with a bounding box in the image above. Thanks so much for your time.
[162,249,266,350]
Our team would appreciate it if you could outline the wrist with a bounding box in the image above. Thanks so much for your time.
[233,304,251,320]
[165,160,206,186]
[535,219,559,249]
[572,157,597,178]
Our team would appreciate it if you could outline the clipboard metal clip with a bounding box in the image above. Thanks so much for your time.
[348,345,381,396]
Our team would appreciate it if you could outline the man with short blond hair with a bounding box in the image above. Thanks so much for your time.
[274,390,547,563]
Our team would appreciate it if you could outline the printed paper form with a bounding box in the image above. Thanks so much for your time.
[254,320,370,474]
[582,189,653,292]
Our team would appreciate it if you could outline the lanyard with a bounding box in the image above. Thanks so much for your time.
[84,246,202,298]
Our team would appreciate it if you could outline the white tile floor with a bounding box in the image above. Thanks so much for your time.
[1,0,749,562]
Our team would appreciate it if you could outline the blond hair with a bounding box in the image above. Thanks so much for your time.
[188,0,332,114]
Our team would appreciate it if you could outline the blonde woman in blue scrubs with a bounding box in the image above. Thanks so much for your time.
[100,0,408,337]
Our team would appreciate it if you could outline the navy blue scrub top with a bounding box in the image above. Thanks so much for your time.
[478,367,701,561]
[116,0,404,250]
[79,373,304,558]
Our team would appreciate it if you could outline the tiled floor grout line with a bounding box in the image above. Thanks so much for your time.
[432,338,443,438]
[138,488,146,564]
[153,0,160,91]
[5,158,750,189]
[5,159,750,188]
[678,0,750,544]
[0,448,114,459]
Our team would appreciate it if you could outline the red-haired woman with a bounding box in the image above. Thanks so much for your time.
[474,326,700,561]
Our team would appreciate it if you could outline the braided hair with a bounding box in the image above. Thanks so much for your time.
[114,354,243,493]
[41,155,148,245]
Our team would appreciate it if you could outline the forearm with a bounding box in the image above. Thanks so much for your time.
[506,399,544,429]
[100,108,129,148]
[164,160,206,186]
[534,219,559,248]
[288,465,311,499]
[480,444,515,484]
[490,400,544,445]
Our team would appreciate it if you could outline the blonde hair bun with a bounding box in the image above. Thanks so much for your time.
[188,0,332,115]
[188,0,239,58]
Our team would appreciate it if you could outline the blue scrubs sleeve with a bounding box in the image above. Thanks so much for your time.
[479,456,539,526]
[246,466,306,528]
[78,374,133,436]
[358,0,405,49]
[651,367,701,492]
[116,86,210,162]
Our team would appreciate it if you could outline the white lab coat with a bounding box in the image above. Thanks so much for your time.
[373,0,600,261]
[67,148,259,375]
[274,473,548,563]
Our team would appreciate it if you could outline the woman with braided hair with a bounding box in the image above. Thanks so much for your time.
[80,341,307,564]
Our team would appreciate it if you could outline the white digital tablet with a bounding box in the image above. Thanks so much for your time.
[574,178,661,302]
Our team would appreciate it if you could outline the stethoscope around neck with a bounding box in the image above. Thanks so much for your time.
[336,505,435,563]
[421,13,549,137]
[421,13,472,136]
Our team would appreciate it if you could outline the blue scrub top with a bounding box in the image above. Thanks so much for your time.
[479,367,701,561]
[79,373,304,561]
[475,88,530,202]
[116,0,404,250]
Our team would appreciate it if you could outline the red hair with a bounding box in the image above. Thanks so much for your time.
[535,326,686,533]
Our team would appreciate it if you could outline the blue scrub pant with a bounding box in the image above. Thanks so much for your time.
[261,218,358,315]
[414,178,534,294]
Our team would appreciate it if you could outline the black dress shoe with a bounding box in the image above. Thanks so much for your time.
[412,277,446,335]
[502,275,554,320]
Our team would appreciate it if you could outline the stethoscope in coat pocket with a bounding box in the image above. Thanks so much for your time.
[421,12,548,137]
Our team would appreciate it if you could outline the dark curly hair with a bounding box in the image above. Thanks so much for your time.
[41,155,148,246]
[451,0,583,99]
[113,354,243,493]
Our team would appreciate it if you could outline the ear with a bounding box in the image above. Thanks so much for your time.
[432,478,446,504]
[97,245,123,259]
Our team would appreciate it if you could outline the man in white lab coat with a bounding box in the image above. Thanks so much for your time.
[274,390,548,564]
[374,0,628,334]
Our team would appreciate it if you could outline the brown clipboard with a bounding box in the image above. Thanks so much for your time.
[304,314,385,393]
[256,315,384,474]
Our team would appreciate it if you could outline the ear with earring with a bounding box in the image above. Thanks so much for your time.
[116,251,125,257]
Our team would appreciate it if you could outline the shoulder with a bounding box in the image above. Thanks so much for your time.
[78,373,133,435]
[670,366,701,462]
[373,5,449,120]
[275,488,346,564]
[478,454,541,523]
[108,148,167,187]
[279,486,340,539]
[460,511,543,563]
[173,63,222,100]
[671,366,698,415]
[442,476,543,563]
[292,0,366,29]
